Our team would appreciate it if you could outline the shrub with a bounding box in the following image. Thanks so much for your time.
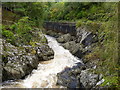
[76,19,87,28]
[76,20,83,28]
[2,28,16,45]
[2,30,14,38]
[76,20,100,34]
[13,17,34,45]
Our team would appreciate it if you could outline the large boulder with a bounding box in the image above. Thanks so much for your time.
[57,63,85,88]
[57,67,100,88]
[76,27,97,46]
[57,34,75,43]
[2,39,54,81]
[79,69,99,88]
[2,55,39,81]
[62,41,85,58]
[45,30,62,38]
[35,44,54,61]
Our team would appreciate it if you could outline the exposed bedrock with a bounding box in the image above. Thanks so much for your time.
[52,26,101,88]
[2,38,54,81]
[57,67,101,88]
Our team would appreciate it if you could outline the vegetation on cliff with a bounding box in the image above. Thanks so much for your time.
[2,2,48,46]
[1,2,119,88]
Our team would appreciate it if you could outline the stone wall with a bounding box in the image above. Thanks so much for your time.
[44,21,76,35]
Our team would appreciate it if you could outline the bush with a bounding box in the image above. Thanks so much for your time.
[2,17,35,46]
[76,20,83,28]
[2,29,14,38]
[76,20,100,34]
[76,19,87,28]
[13,17,34,45]
[2,28,16,45]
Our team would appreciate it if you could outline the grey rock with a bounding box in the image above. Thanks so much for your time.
[45,30,60,38]
[76,27,97,46]
[2,38,54,81]
[2,54,39,81]
[62,41,84,58]
[57,63,85,88]
[36,45,54,61]
[57,67,79,88]
[79,69,99,88]
[57,33,75,43]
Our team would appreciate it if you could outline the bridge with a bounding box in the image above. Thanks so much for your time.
[44,21,77,35]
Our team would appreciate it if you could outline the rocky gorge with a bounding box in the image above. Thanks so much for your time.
[1,2,118,89]
[44,26,104,88]
[1,23,105,89]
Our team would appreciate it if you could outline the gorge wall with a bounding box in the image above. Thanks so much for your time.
[43,22,103,88]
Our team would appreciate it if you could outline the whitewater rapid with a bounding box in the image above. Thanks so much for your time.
[1,35,83,88]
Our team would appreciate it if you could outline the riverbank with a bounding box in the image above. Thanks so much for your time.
[43,26,103,88]
[1,35,82,88]
[1,2,119,89]
[2,28,54,81]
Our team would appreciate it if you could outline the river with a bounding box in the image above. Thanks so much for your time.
[1,35,83,88]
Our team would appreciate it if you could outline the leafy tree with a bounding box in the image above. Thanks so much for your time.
[24,2,44,27]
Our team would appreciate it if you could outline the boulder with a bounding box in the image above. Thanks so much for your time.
[57,63,86,88]
[45,30,61,38]
[57,33,75,43]
[79,69,99,88]
[57,64,100,88]
[2,55,39,81]
[2,39,54,81]
[35,45,54,61]
[76,27,97,46]
[62,41,84,58]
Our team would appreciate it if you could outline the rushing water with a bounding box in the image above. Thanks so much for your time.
[1,35,83,88]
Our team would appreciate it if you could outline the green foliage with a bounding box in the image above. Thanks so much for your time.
[13,17,34,45]
[2,30,14,39]
[2,2,45,27]
[2,25,16,45]
[15,17,33,34]
[76,20,100,34]
[2,17,35,46]
[46,2,103,21]
[76,2,119,88]
[101,76,119,88]
[25,3,44,27]
[76,20,83,28]
[2,14,48,46]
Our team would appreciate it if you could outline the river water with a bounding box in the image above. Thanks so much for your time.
[1,35,83,88]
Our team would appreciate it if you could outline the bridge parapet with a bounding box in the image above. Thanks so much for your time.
[44,21,76,35]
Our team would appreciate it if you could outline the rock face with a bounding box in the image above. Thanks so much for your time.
[76,27,96,46]
[2,39,54,81]
[57,63,100,88]
[79,69,99,88]
[54,26,100,88]
[56,33,75,43]
[57,66,100,88]
[57,33,94,59]
[35,45,54,61]
[61,41,84,58]
[57,63,85,88]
